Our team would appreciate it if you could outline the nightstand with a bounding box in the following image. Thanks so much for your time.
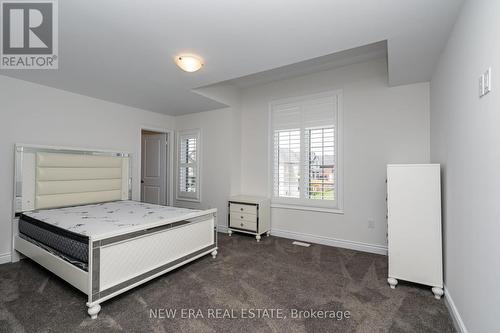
[228,195,270,242]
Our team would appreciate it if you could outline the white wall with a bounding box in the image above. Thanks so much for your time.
[0,75,174,263]
[239,58,430,252]
[173,107,241,229]
[0,57,431,262]
[192,83,242,196]
[430,0,500,331]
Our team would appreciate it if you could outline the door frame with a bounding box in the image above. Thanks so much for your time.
[138,126,174,206]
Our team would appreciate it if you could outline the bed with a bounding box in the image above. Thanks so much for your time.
[12,145,218,319]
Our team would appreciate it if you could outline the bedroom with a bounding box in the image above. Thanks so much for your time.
[0,0,498,332]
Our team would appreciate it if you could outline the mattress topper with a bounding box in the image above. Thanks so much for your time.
[21,200,209,239]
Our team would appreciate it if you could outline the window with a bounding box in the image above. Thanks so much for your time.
[274,129,301,198]
[176,129,200,201]
[305,127,335,200]
[271,91,342,210]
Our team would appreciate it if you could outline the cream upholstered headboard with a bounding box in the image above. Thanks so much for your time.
[35,152,128,209]
[14,145,130,213]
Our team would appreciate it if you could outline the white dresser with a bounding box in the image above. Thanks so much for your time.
[228,195,270,242]
[386,164,443,299]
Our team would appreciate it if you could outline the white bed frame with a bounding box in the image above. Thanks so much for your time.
[12,144,218,319]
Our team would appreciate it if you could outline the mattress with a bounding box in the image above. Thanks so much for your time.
[18,232,89,271]
[19,200,206,270]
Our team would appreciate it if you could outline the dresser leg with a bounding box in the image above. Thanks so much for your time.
[211,249,218,259]
[256,234,261,242]
[432,287,444,300]
[87,303,101,319]
[387,277,398,289]
[228,230,232,236]
[266,231,271,237]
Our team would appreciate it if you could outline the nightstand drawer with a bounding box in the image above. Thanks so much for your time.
[230,216,257,231]
[229,203,257,215]
[230,211,257,223]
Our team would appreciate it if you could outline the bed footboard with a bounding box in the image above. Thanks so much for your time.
[87,213,217,318]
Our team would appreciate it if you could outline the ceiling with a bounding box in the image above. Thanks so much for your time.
[0,0,464,115]
[220,41,388,89]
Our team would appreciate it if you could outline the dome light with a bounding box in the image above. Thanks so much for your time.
[175,54,204,72]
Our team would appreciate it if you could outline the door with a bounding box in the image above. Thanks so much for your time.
[141,132,167,205]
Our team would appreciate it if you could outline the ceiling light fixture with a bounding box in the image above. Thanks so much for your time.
[175,54,204,72]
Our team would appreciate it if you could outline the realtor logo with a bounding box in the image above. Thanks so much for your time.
[1,0,58,69]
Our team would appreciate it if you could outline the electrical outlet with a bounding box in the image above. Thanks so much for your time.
[368,219,375,229]
[480,67,492,97]
[484,67,491,95]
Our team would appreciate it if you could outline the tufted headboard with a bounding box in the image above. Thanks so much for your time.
[14,145,131,213]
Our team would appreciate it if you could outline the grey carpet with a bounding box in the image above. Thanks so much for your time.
[0,233,455,332]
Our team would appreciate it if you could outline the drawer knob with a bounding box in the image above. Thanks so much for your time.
[240,208,244,211]
[240,223,244,227]
[241,216,244,219]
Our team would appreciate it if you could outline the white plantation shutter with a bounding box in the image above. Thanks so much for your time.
[177,129,200,201]
[273,129,301,198]
[302,96,336,128]
[179,136,197,192]
[271,91,341,208]
[304,127,335,200]
[272,104,301,130]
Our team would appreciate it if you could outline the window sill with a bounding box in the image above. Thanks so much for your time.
[175,196,201,203]
[271,203,344,214]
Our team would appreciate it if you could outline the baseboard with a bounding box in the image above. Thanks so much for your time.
[444,285,468,333]
[270,228,388,255]
[0,252,12,265]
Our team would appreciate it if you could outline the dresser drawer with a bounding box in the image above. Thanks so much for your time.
[230,216,257,231]
[230,211,257,223]
[229,203,257,215]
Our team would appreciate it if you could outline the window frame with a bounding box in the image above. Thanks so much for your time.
[268,90,343,213]
[176,128,201,202]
